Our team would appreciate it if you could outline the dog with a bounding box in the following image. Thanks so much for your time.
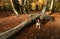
[36,19,41,29]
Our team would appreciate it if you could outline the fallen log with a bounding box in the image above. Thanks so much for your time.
[0,14,40,39]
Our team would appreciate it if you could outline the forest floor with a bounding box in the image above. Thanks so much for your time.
[14,12,60,39]
[0,11,40,33]
[0,11,60,39]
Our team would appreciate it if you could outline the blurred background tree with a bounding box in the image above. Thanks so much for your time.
[0,0,12,11]
[0,0,60,12]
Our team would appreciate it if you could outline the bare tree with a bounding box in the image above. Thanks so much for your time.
[10,0,18,16]
[49,0,55,13]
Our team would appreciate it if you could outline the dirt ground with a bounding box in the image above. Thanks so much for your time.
[15,12,60,39]
[0,11,60,39]
[0,11,29,33]
[0,11,40,33]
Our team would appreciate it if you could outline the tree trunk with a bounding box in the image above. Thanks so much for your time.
[10,0,18,16]
[49,0,55,13]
